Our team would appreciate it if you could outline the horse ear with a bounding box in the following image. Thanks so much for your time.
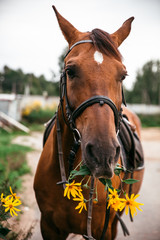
[52,6,80,44]
[111,17,134,47]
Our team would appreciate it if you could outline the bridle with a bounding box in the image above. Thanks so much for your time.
[57,40,127,240]
[60,39,125,141]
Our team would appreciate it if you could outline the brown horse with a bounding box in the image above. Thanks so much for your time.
[34,6,144,240]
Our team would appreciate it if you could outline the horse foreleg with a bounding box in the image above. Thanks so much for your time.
[40,213,68,240]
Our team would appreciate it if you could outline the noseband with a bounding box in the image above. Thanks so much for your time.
[60,39,125,138]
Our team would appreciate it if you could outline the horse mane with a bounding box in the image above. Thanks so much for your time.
[90,28,122,61]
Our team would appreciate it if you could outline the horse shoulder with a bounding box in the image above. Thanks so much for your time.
[34,124,58,193]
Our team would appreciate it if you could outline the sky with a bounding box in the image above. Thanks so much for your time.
[0,0,160,89]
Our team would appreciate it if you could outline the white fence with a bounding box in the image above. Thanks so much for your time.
[21,97,160,115]
[20,95,59,109]
[0,94,59,121]
[127,104,160,115]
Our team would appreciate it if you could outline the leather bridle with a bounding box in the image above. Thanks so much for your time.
[57,40,127,240]
[60,39,125,140]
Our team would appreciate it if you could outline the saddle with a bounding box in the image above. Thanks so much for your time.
[43,114,56,147]
[43,114,144,171]
[118,115,144,171]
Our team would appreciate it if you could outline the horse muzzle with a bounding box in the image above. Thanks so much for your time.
[82,139,120,179]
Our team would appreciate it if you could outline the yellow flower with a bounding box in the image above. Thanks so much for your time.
[107,188,119,206]
[3,197,21,217]
[110,198,122,211]
[64,181,82,199]
[1,193,10,204]
[73,195,87,213]
[119,193,144,218]
[22,107,31,116]
[8,186,20,200]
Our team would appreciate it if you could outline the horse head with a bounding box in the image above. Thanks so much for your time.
[53,6,134,179]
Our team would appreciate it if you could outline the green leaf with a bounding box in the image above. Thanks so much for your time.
[114,169,121,176]
[99,178,106,186]
[114,164,125,176]
[116,189,121,193]
[0,225,10,238]
[114,166,124,171]
[70,165,91,179]
[0,233,7,240]
[105,179,112,188]
[122,178,139,184]
[82,183,90,189]
[70,170,78,175]
[99,178,113,190]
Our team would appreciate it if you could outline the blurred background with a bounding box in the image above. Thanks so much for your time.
[0,0,160,239]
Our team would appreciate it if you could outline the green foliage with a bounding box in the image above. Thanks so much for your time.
[0,130,31,191]
[99,178,113,190]
[0,65,59,96]
[23,107,56,123]
[122,179,139,184]
[125,60,160,104]
[22,122,45,132]
[58,47,68,73]
[70,165,91,180]
[0,130,32,240]
[138,114,160,127]
[0,224,11,240]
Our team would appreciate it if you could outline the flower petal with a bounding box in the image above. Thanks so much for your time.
[13,207,21,212]
[12,209,18,216]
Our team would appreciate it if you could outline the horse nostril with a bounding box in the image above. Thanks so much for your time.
[86,143,99,164]
[109,156,113,165]
[115,145,120,161]
[86,143,94,158]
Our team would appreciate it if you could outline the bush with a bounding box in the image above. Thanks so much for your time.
[138,114,160,127]
[0,130,32,239]
[22,101,57,123]
[23,108,55,123]
[0,129,31,191]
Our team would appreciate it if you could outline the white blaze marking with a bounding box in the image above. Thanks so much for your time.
[94,51,103,64]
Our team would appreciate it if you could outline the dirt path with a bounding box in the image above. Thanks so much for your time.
[12,128,160,240]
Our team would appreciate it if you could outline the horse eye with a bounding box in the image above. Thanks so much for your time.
[120,73,128,82]
[121,75,126,81]
[66,68,75,79]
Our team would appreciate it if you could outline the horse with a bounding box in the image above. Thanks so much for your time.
[34,6,144,240]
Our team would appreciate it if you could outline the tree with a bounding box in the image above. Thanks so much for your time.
[0,66,59,96]
[125,60,160,105]
[58,47,68,73]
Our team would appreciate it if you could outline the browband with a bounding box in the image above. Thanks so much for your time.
[64,40,93,58]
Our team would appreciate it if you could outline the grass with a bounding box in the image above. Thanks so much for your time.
[0,129,33,239]
[21,121,45,132]
[0,129,32,194]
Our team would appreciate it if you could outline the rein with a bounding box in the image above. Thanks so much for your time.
[56,39,127,239]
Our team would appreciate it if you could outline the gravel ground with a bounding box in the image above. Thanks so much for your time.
[11,128,160,240]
